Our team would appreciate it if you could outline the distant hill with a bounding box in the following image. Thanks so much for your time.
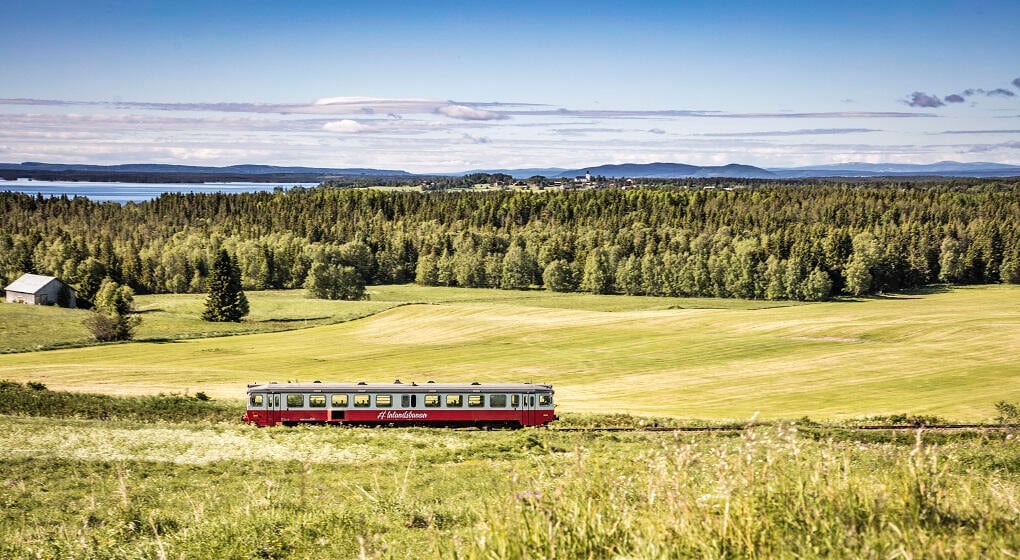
[769,161,1020,178]
[549,162,776,179]
[470,160,1020,180]
[4,160,1018,183]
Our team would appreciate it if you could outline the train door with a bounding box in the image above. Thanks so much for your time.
[266,392,282,426]
[521,393,535,426]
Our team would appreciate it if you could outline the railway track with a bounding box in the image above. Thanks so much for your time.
[549,423,1020,433]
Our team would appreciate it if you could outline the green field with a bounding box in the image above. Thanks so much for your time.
[1,284,1017,421]
[3,285,1020,558]
[0,290,401,353]
[2,413,1019,559]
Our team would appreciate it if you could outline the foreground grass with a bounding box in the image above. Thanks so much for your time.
[1,285,1017,420]
[1,414,1018,559]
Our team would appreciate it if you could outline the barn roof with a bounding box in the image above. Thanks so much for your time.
[4,273,61,294]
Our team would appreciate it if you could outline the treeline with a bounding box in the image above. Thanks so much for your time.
[1,181,1019,303]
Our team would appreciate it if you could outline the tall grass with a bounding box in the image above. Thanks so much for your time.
[456,427,1020,559]
[1,414,1017,559]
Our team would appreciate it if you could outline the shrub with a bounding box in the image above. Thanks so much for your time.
[0,380,241,422]
[83,311,141,342]
[995,401,1020,424]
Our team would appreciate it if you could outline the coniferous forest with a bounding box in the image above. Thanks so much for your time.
[2,179,1019,305]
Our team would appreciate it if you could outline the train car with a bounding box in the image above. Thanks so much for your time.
[242,381,556,428]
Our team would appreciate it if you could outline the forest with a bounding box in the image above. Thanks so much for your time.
[1,179,1019,305]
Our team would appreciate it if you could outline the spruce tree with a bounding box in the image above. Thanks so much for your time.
[202,249,249,322]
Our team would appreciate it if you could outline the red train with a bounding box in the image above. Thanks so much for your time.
[242,381,556,428]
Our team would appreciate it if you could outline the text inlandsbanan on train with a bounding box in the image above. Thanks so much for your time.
[243,381,556,428]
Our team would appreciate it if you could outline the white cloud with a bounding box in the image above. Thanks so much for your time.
[314,96,434,106]
[436,105,507,121]
[322,119,373,133]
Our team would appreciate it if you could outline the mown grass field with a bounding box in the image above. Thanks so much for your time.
[1,284,1018,420]
[0,290,401,353]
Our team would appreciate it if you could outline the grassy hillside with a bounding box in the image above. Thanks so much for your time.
[0,284,1017,420]
[0,290,400,353]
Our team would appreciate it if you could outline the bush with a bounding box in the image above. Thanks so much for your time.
[83,311,141,342]
[0,380,242,423]
[995,401,1020,424]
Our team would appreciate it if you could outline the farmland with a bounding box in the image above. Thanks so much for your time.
[1,284,1018,420]
[2,284,1020,558]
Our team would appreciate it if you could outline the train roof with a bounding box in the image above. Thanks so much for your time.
[246,381,553,394]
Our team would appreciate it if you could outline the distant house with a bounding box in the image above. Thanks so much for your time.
[4,274,77,308]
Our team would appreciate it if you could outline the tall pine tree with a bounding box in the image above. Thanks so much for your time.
[202,249,249,322]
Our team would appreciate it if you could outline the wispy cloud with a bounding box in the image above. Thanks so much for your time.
[938,129,1020,134]
[4,93,1015,171]
[451,134,491,144]
[696,128,880,137]
[718,112,933,119]
[964,141,1020,153]
[1014,77,1020,89]
[0,96,523,120]
[0,97,936,122]
[552,127,624,136]
[505,108,720,119]
[506,108,931,119]
[945,94,965,103]
[987,88,1016,98]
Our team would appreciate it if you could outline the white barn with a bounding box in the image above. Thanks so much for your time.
[4,274,77,308]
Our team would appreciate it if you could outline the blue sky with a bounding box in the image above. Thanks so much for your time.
[2,0,1019,172]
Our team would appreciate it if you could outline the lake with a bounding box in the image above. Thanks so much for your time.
[0,179,319,203]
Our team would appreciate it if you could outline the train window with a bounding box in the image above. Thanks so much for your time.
[511,394,520,407]
[309,395,326,408]
[332,395,348,408]
[400,395,414,407]
[446,394,463,407]
[468,395,484,408]
[274,395,280,407]
[353,395,370,407]
[286,394,305,408]
[539,395,552,406]
[424,395,440,407]
[489,394,507,408]
[376,395,392,407]
[250,394,264,406]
